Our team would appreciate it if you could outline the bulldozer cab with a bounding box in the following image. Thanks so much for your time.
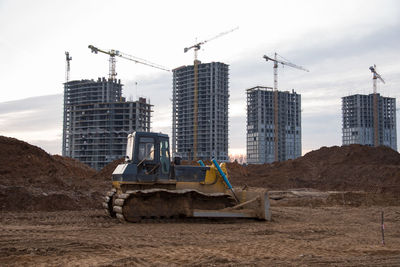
[119,132,171,181]
[113,131,209,183]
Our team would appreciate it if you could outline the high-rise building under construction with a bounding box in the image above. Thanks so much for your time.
[342,93,396,150]
[247,86,301,164]
[62,78,152,170]
[172,62,229,161]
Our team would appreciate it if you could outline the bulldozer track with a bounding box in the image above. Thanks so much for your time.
[103,189,116,218]
[111,189,236,223]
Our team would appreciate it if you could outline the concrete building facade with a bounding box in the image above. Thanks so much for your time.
[342,93,396,150]
[172,62,229,161]
[247,86,301,164]
[63,78,152,170]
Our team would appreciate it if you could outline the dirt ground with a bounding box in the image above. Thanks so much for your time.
[2,136,400,265]
[1,206,400,266]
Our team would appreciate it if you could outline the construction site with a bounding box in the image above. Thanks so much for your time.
[1,136,400,265]
[1,28,400,266]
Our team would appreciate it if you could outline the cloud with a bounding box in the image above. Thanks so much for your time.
[0,94,63,154]
[1,17,400,156]
[229,115,247,153]
[119,21,400,155]
[0,95,62,131]
[302,112,342,153]
[226,22,400,153]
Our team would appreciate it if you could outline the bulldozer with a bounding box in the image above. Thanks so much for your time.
[103,131,270,222]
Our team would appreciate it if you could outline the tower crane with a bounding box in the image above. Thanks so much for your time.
[63,52,72,157]
[369,65,385,147]
[263,53,309,91]
[369,65,385,93]
[263,53,309,162]
[88,45,170,80]
[183,26,238,160]
[65,51,72,83]
[184,27,239,62]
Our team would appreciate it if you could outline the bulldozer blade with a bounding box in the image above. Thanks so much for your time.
[192,209,258,218]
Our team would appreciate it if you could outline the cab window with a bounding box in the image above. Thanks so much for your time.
[125,134,135,162]
[160,139,170,174]
[138,137,154,161]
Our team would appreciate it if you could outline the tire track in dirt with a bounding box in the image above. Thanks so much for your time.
[1,208,400,266]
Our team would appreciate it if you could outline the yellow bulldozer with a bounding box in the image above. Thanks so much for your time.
[103,132,270,222]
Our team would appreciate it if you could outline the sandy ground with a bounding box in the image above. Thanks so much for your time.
[1,206,400,266]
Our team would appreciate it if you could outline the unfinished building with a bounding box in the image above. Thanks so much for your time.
[62,78,152,170]
[172,62,229,161]
[247,86,301,164]
[342,93,396,150]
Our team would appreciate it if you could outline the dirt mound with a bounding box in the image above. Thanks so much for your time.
[2,135,399,211]
[0,136,105,211]
[227,144,400,194]
[0,185,81,211]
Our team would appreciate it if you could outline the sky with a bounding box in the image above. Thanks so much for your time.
[0,0,400,156]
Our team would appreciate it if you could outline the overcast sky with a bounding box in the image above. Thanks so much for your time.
[1,0,399,156]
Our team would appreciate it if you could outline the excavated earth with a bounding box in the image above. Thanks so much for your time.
[1,136,400,265]
[0,136,106,211]
[227,144,400,194]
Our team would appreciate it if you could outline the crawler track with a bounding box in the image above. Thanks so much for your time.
[111,189,235,223]
[102,189,116,218]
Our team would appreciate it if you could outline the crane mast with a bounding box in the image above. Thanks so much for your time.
[369,65,385,147]
[274,53,278,90]
[65,51,72,83]
[263,53,309,162]
[88,45,169,80]
[63,51,72,157]
[183,27,238,160]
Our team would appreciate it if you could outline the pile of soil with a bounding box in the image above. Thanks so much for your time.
[227,144,400,194]
[2,134,399,212]
[0,136,106,211]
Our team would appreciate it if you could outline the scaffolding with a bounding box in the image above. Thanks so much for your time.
[172,62,229,161]
[246,86,301,164]
[342,94,396,150]
[62,78,152,170]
